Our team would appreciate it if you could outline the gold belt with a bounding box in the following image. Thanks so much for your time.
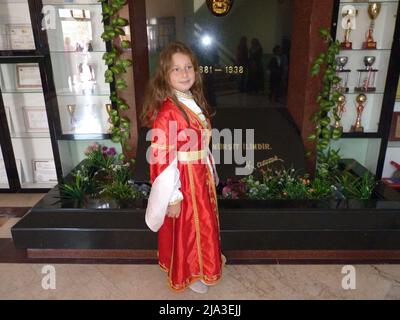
[177,149,207,162]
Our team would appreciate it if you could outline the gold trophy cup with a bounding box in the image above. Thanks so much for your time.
[106,103,114,125]
[67,104,77,128]
[363,3,381,49]
[333,94,346,132]
[351,94,367,133]
[341,7,358,49]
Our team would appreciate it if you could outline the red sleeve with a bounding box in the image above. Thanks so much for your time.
[149,103,179,184]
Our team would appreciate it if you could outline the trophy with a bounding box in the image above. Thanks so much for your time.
[335,56,350,93]
[341,7,358,49]
[363,3,381,49]
[351,94,367,133]
[66,104,77,129]
[355,56,378,92]
[106,103,113,125]
[332,94,346,132]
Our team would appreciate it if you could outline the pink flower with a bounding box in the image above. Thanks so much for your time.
[222,186,232,198]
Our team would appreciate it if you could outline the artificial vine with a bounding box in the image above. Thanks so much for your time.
[307,27,344,178]
[100,0,133,162]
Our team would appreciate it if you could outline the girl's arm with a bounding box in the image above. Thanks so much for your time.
[145,109,182,231]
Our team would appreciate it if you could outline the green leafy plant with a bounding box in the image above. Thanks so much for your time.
[336,171,377,200]
[100,181,139,201]
[100,0,134,158]
[59,168,95,204]
[59,143,141,205]
[234,167,335,200]
[308,27,344,178]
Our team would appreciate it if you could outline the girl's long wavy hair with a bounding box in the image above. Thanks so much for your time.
[140,42,212,127]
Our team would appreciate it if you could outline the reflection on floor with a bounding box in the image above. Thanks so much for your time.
[0,194,400,300]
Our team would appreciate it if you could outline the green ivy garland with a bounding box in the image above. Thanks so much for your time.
[307,27,344,178]
[100,0,133,161]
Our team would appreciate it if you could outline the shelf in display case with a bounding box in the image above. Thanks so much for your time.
[42,0,101,5]
[340,1,399,5]
[10,132,51,139]
[341,132,382,138]
[50,50,107,54]
[20,182,56,189]
[0,89,43,94]
[59,133,111,141]
[55,89,110,97]
[339,49,392,52]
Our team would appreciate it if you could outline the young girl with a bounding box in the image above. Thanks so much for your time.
[141,42,223,294]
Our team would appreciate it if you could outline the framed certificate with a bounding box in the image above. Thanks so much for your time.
[16,64,42,89]
[22,106,49,132]
[32,159,57,183]
[7,24,35,50]
[390,112,400,141]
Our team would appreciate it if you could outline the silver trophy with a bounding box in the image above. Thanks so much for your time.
[336,56,349,71]
[355,56,378,92]
[335,56,350,93]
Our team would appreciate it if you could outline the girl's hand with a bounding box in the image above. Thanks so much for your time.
[167,201,181,218]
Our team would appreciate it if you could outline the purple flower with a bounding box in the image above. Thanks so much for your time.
[102,146,108,152]
[107,147,116,156]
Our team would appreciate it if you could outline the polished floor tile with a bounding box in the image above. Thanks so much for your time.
[0,194,45,207]
[0,263,399,300]
[1,194,400,300]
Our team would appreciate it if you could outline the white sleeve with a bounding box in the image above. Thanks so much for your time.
[168,161,183,205]
[145,157,181,232]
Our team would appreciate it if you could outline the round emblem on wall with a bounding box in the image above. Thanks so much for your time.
[206,0,234,17]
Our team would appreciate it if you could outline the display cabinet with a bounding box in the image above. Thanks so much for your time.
[331,0,400,177]
[382,75,400,186]
[43,0,112,138]
[0,0,114,192]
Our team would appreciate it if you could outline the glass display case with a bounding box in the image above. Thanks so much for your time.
[0,0,35,51]
[331,0,400,175]
[382,76,400,184]
[43,0,112,137]
[0,0,114,191]
[0,62,58,189]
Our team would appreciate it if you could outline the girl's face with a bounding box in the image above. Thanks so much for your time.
[168,52,195,93]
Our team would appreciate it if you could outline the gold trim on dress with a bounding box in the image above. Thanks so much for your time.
[150,142,175,150]
[177,149,207,162]
[175,90,194,100]
[188,162,204,277]
[168,198,183,206]
[178,101,210,130]
[169,218,176,282]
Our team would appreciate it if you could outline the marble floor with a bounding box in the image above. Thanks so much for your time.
[0,194,400,300]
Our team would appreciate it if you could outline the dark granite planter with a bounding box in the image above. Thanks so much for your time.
[11,159,400,255]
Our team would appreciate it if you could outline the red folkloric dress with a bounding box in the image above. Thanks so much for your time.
[145,97,222,291]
